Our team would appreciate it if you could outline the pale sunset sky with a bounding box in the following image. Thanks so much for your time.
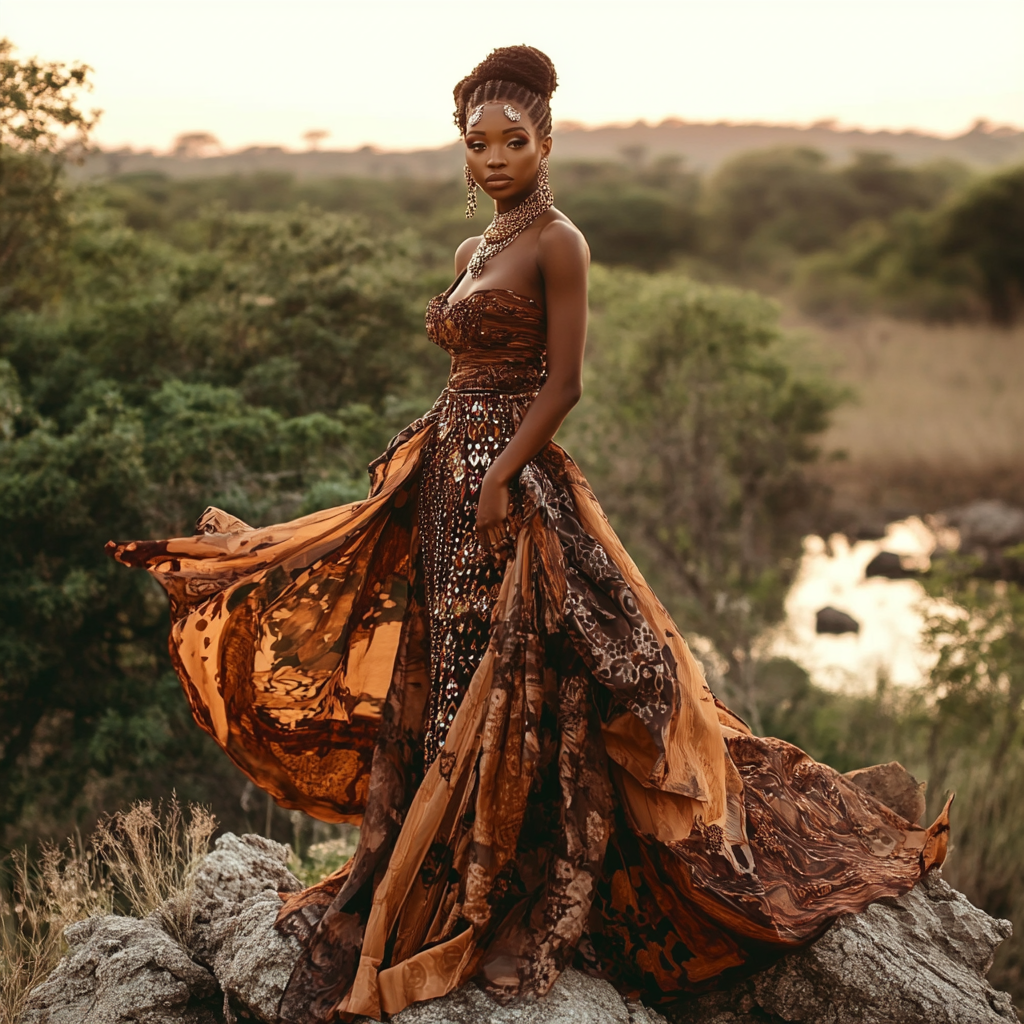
[3,0,1023,153]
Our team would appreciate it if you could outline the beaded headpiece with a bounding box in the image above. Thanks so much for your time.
[456,78,554,138]
[466,102,524,129]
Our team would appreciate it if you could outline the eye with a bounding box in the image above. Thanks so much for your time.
[508,138,527,149]
[467,142,485,152]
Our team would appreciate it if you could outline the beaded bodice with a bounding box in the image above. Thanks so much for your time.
[425,287,547,394]
[418,283,546,764]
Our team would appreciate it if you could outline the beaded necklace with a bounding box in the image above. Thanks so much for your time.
[467,160,554,278]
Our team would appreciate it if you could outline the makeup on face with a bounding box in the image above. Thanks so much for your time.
[464,102,542,202]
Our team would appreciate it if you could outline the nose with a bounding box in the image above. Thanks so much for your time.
[486,150,507,168]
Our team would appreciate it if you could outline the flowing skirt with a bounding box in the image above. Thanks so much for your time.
[108,394,949,1022]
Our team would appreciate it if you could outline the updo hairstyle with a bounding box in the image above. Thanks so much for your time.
[453,45,558,138]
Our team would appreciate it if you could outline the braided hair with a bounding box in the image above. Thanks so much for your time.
[453,45,558,137]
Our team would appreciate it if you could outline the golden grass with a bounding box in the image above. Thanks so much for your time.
[93,799,217,950]
[0,799,215,1023]
[786,314,1024,525]
[0,839,111,1023]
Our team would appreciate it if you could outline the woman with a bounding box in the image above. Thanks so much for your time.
[108,45,949,1024]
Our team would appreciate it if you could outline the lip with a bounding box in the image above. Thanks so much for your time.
[485,174,514,184]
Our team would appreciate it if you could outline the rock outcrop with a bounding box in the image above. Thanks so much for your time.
[667,869,1016,1024]
[815,606,861,634]
[19,914,220,1024]
[941,500,1024,551]
[936,499,1024,582]
[865,551,920,580]
[380,968,668,1024]
[189,834,304,1022]
[21,832,1018,1024]
[842,761,927,823]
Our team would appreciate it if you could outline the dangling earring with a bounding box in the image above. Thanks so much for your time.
[464,165,478,219]
[536,156,553,201]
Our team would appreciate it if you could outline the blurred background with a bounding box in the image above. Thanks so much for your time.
[1,0,1023,1008]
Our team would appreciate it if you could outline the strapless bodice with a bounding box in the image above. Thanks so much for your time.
[425,288,547,394]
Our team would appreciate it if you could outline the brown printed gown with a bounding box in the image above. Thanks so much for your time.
[108,280,950,1022]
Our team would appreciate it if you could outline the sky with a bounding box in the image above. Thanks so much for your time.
[3,0,1023,154]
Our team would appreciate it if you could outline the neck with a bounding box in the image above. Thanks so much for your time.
[494,179,540,215]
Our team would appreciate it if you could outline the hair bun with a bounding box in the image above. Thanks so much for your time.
[479,45,557,101]
[456,45,558,105]
[453,45,558,136]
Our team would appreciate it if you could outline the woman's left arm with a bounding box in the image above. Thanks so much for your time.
[475,220,590,551]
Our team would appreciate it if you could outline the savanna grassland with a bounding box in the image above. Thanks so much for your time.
[794,316,1024,530]
[2,38,1023,1013]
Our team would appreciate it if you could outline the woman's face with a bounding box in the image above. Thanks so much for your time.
[464,101,552,212]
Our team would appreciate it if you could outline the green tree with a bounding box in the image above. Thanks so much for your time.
[703,147,968,290]
[701,147,857,273]
[553,158,700,270]
[793,164,1023,324]
[938,165,1024,324]
[0,194,446,850]
[0,38,98,308]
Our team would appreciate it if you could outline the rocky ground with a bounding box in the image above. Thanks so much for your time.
[20,823,1018,1024]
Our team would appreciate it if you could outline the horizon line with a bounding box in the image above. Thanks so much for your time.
[94,114,1024,160]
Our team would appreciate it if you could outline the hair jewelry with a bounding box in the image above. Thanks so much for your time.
[503,104,521,122]
[464,164,478,218]
[467,157,553,277]
[467,105,485,127]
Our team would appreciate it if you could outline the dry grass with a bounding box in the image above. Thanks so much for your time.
[786,314,1024,529]
[93,799,217,951]
[1,839,111,1023]
[929,748,1024,1001]
[0,799,215,1022]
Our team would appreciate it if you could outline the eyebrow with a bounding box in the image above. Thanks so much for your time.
[465,127,531,137]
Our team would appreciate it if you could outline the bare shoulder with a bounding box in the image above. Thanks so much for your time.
[454,234,483,274]
[537,210,590,270]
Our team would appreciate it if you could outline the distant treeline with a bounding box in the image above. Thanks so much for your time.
[94,148,1024,324]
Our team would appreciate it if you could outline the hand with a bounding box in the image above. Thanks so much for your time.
[476,471,511,554]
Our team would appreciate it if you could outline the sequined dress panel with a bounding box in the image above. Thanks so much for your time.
[419,288,547,765]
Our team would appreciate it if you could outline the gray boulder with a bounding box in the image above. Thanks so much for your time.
[843,761,927,823]
[865,551,919,580]
[815,606,860,634]
[370,967,667,1024]
[668,869,1016,1024]
[190,833,304,1022]
[19,914,219,1024]
[941,500,1024,551]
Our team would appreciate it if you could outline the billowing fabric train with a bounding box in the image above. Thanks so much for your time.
[109,279,950,1022]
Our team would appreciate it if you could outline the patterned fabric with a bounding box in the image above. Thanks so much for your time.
[107,281,950,1023]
